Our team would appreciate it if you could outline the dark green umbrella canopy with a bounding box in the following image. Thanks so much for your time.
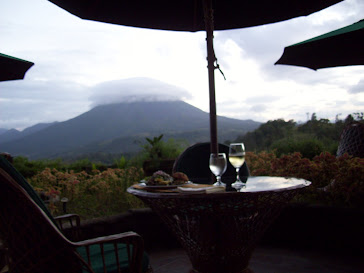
[48,0,343,32]
[48,0,343,154]
[275,19,364,70]
[0,53,34,82]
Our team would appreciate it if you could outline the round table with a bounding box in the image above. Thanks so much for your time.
[128,176,311,273]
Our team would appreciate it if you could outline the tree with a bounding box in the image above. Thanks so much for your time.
[234,119,296,152]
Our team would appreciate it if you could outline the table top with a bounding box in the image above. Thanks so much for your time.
[127,176,311,198]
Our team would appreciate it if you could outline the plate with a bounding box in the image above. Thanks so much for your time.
[139,184,179,190]
[138,181,192,190]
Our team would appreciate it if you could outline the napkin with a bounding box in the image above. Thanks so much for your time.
[177,185,225,194]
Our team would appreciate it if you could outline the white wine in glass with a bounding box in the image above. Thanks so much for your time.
[229,143,246,189]
[209,153,227,186]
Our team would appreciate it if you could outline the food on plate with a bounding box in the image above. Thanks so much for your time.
[147,170,173,186]
[145,171,189,186]
[172,172,189,185]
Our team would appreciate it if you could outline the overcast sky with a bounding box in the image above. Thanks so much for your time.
[1,0,363,130]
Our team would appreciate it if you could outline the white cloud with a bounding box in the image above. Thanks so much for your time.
[0,79,89,130]
[349,79,364,94]
[89,77,192,107]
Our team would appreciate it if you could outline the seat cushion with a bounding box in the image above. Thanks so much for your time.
[77,243,150,273]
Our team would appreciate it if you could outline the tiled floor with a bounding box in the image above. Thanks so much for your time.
[149,245,364,273]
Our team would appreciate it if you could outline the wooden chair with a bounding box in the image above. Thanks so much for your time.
[0,155,152,273]
[173,142,249,184]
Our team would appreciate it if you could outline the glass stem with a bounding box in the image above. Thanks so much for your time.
[236,168,240,181]
[217,175,221,183]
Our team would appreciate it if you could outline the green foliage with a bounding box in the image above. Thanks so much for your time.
[114,156,127,169]
[271,136,324,159]
[140,134,186,162]
[13,156,64,178]
[297,116,343,143]
[136,135,187,174]
[160,138,187,159]
[66,158,94,172]
[233,113,362,158]
[144,134,165,160]
[12,156,111,178]
[234,119,296,152]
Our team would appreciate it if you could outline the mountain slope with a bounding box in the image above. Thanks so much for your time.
[0,101,260,159]
[0,129,21,143]
[0,122,57,144]
[0,128,8,135]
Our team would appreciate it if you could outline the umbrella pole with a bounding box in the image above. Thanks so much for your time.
[203,0,218,155]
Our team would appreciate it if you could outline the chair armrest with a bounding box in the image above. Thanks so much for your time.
[72,231,144,273]
[54,214,81,241]
[54,214,80,224]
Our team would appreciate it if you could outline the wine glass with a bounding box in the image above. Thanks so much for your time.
[229,143,246,189]
[209,153,227,186]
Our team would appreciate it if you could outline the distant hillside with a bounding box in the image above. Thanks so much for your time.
[0,129,21,143]
[0,101,260,160]
[22,122,59,136]
[0,128,8,135]
[0,122,57,144]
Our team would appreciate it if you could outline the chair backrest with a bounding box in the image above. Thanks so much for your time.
[173,142,250,184]
[0,167,82,273]
[0,155,54,221]
[337,122,364,158]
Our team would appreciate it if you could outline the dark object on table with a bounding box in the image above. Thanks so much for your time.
[336,122,364,158]
[0,155,151,273]
[173,142,249,184]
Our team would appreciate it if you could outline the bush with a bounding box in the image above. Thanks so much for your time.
[20,150,364,220]
[245,151,276,176]
[246,151,364,208]
[316,153,364,208]
[29,167,146,219]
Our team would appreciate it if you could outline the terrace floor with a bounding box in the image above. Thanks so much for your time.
[0,244,362,273]
[148,245,363,273]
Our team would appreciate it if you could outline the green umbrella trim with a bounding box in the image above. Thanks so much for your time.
[290,19,364,47]
[0,52,34,64]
